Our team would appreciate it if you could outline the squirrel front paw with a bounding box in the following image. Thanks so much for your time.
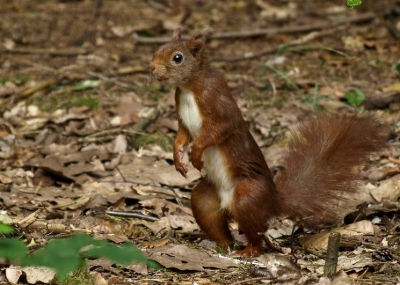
[175,161,188,177]
[173,147,188,177]
[190,144,204,171]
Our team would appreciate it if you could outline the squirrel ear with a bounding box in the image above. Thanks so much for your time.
[172,28,182,40]
[186,33,205,58]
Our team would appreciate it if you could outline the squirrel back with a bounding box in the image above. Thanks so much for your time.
[275,111,388,227]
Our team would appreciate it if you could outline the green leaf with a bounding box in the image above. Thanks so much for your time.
[0,76,28,85]
[345,88,365,107]
[347,0,362,9]
[85,243,147,265]
[74,80,100,91]
[0,239,28,261]
[147,259,162,269]
[0,223,14,234]
[21,233,101,280]
[23,252,85,280]
[392,59,400,75]
[1,233,152,280]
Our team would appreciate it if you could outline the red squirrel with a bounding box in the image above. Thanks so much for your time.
[149,28,388,256]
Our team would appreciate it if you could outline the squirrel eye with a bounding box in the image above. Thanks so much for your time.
[173,53,183,63]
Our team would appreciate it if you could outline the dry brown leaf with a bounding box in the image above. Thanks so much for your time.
[300,220,375,250]
[126,263,148,275]
[131,216,170,235]
[132,184,176,199]
[22,266,55,284]
[337,252,373,273]
[342,35,365,51]
[118,155,200,188]
[368,174,400,203]
[0,81,19,96]
[382,82,400,93]
[256,1,298,19]
[96,234,130,244]
[142,237,169,248]
[257,254,301,281]
[92,272,108,285]
[146,244,238,271]
[0,173,12,184]
[167,212,198,233]
[5,266,22,284]
[25,149,115,184]
[109,92,143,126]
[318,84,346,100]
[111,134,128,154]
[140,198,192,216]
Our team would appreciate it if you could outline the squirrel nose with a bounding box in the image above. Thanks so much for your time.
[149,65,155,73]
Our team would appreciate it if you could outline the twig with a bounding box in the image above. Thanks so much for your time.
[288,44,350,57]
[231,277,264,285]
[105,210,160,221]
[268,77,277,102]
[87,71,136,89]
[92,0,103,22]
[21,79,57,98]
[116,65,147,75]
[76,128,147,142]
[260,232,282,252]
[134,12,376,45]
[19,59,58,73]
[312,83,319,112]
[115,165,128,182]
[324,231,341,278]
[146,0,172,13]
[212,26,349,62]
[0,47,89,56]
[391,109,400,134]
[266,65,305,96]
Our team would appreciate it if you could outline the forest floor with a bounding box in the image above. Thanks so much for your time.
[1,0,400,284]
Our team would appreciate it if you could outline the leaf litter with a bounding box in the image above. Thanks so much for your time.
[0,0,400,284]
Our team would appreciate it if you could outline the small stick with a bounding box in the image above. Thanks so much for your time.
[0,47,89,56]
[260,232,282,252]
[21,79,57,97]
[105,210,160,221]
[231,277,264,285]
[87,71,135,89]
[212,27,349,62]
[324,231,341,278]
[92,0,103,22]
[134,12,376,44]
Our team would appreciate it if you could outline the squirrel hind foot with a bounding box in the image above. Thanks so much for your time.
[233,245,262,257]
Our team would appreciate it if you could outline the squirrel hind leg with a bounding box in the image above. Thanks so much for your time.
[191,178,233,248]
[232,178,277,257]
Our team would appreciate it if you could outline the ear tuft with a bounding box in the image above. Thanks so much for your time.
[172,28,182,41]
[186,32,205,58]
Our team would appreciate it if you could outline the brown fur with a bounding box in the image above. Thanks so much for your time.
[275,112,388,226]
[150,28,388,256]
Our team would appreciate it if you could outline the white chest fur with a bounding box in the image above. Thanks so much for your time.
[178,88,235,209]
[179,88,202,138]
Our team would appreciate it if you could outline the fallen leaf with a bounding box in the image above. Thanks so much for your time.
[18,266,55,284]
[147,244,238,271]
[300,220,375,250]
[257,254,301,281]
[118,155,201,188]
[369,174,400,203]
[382,82,400,93]
[142,237,169,248]
[342,35,365,51]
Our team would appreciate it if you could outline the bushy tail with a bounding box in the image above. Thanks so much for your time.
[275,111,388,227]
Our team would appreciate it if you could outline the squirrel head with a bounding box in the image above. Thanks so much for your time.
[150,27,207,87]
